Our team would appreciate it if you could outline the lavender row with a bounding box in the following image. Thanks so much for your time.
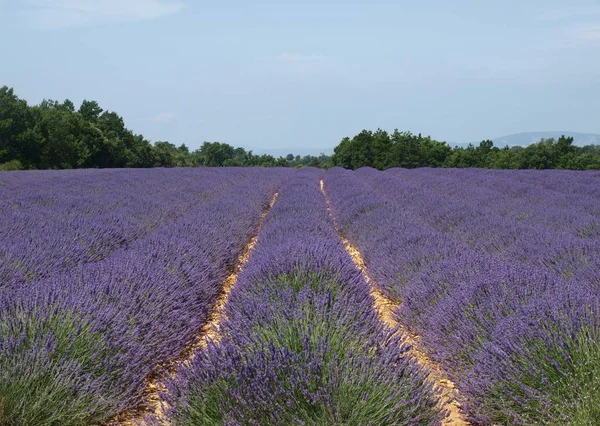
[324,168,469,302]
[324,167,599,424]
[0,168,291,425]
[356,167,599,284]
[0,168,222,240]
[163,168,442,425]
[455,168,600,200]
[0,168,249,287]
[386,167,600,229]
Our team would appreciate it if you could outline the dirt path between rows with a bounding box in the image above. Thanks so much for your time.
[319,179,468,426]
[108,192,279,426]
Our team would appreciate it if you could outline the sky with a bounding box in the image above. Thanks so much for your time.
[1,0,599,153]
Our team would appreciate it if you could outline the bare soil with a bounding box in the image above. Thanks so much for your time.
[108,192,279,426]
[320,179,469,426]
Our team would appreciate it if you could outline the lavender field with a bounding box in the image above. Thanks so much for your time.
[0,167,598,426]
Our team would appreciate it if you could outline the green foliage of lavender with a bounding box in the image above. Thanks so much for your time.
[172,281,437,426]
[165,169,442,425]
[0,168,291,425]
[2,165,599,424]
[324,166,600,425]
[0,306,125,425]
[472,322,600,425]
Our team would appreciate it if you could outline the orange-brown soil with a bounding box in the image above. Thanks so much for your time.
[108,192,279,426]
[320,179,469,426]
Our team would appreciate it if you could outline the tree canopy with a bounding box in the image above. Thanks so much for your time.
[332,129,600,170]
[0,86,331,170]
[2,86,599,171]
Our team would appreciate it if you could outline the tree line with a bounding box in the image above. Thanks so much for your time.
[2,86,600,171]
[332,129,600,170]
[0,86,330,170]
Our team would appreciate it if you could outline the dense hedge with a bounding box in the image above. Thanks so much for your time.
[331,129,600,170]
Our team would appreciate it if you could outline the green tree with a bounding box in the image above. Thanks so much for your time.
[0,86,39,167]
[372,129,392,170]
[198,142,236,166]
[332,136,353,168]
[35,106,91,169]
[390,130,422,168]
[420,137,451,167]
[79,100,103,123]
[352,130,375,168]
[4,85,600,171]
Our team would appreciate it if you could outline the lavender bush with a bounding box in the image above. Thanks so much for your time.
[0,168,291,425]
[0,168,246,287]
[2,166,597,425]
[325,167,600,425]
[356,167,599,280]
[164,168,442,426]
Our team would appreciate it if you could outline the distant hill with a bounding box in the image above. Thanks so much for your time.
[254,132,600,156]
[453,131,600,148]
[493,131,600,147]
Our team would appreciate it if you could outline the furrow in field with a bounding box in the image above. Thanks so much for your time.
[320,179,468,426]
[158,169,442,424]
[110,192,280,426]
[184,191,280,356]
[0,169,245,288]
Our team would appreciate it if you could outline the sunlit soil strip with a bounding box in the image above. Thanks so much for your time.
[319,179,468,426]
[109,192,279,426]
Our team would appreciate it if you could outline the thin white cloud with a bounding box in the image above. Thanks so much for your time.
[538,6,600,22]
[578,27,600,40]
[256,53,340,75]
[536,7,600,45]
[272,53,332,64]
[152,112,176,122]
[23,0,184,28]
[129,112,177,123]
[562,23,600,43]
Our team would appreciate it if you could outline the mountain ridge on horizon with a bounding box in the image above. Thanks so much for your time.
[251,131,600,156]
[454,131,600,149]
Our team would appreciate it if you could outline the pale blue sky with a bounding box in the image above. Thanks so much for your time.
[1,1,599,152]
